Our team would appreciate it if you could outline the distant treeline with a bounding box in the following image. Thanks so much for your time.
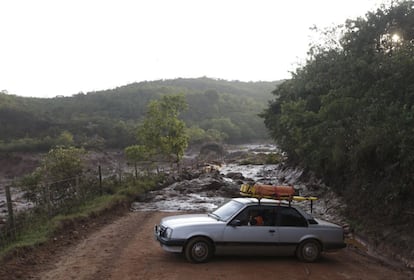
[0,77,281,152]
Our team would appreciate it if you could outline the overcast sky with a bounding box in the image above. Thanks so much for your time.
[0,0,386,98]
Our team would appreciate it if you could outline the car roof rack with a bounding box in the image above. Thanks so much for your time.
[240,183,318,213]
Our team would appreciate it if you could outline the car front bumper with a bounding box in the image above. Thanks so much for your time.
[154,225,185,253]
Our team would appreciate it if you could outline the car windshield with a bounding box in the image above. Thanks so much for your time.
[210,200,244,221]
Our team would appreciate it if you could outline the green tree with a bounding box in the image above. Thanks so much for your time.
[138,95,189,170]
[56,130,74,147]
[21,147,86,215]
[186,125,207,144]
[261,0,414,222]
[201,117,240,142]
[124,145,150,178]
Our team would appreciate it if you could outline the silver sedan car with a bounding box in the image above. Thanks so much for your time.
[154,197,346,263]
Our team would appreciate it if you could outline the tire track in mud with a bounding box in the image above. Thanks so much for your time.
[37,211,156,280]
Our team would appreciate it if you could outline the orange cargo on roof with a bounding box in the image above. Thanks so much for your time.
[253,184,295,198]
[240,183,296,199]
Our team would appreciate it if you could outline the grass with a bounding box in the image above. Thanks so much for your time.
[1,225,49,252]
[0,175,162,261]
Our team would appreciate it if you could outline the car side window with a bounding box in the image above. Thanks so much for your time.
[232,207,250,226]
[232,206,276,226]
[276,207,308,227]
[260,207,276,226]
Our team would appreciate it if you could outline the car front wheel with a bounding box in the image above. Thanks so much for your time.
[184,237,213,263]
[296,239,321,262]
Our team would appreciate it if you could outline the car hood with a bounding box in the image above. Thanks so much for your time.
[161,214,221,228]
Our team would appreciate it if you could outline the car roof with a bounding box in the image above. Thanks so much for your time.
[231,197,315,219]
[232,197,291,207]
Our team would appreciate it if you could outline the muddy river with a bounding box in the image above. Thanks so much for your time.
[0,144,345,226]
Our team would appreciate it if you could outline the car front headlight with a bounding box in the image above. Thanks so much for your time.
[165,227,173,239]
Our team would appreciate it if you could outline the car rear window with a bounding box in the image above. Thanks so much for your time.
[277,207,308,227]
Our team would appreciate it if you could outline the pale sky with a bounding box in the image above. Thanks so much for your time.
[0,0,386,98]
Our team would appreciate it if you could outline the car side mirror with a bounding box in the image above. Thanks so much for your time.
[229,219,242,227]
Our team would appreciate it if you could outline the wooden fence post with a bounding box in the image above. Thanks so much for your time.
[75,176,80,198]
[98,165,103,195]
[5,185,15,238]
[118,162,122,184]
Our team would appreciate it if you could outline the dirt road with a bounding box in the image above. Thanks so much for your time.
[7,211,413,280]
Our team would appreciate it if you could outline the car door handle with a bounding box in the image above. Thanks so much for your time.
[269,230,275,233]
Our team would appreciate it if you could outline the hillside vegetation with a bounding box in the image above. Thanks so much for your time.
[0,78,280,152]
[262,0,414,248]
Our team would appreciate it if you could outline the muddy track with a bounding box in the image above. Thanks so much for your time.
[3,211,408,280]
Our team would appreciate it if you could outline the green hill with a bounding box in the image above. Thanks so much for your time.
[0,78,281,152]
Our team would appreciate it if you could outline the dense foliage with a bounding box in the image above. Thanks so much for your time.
[262,1,414,224]
[129,95,189,170]
[20,147,88,216]
[0,78,279,152]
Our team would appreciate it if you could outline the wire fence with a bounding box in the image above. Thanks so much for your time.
[0,164,125,250]
[0,156,217,250]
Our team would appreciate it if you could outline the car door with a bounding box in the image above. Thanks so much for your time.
[275,206,309,255]
[218,205,279,256]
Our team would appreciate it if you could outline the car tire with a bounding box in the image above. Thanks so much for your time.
[184,237,213,263]
[296,239,321,262]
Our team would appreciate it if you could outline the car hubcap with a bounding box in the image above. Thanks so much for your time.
[303,243,317,259]
[193,242,207,259]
